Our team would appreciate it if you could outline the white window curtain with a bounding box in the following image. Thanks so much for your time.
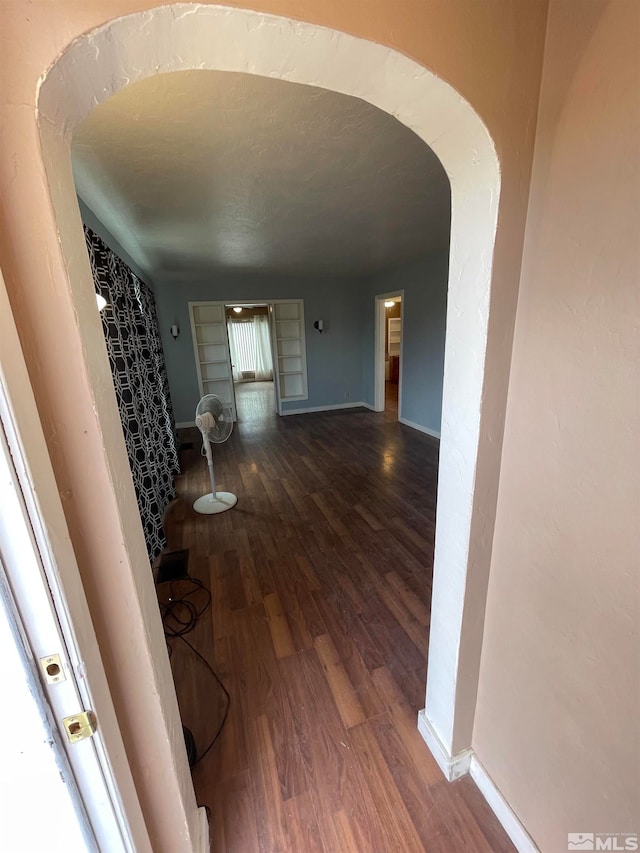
[227,316,273,382]
[226,321,242,381]
[254,315,273,381]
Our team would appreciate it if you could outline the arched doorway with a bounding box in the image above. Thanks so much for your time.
[37,5,500,843]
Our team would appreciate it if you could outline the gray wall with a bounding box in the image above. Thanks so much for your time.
[153,272,366,423]
[361,251,449,435]
[77,196,150,284]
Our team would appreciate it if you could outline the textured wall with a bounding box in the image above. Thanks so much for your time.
[362,253,449,435]
[474,2,640,850]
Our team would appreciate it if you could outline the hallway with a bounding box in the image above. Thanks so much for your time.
[163,408,513,851]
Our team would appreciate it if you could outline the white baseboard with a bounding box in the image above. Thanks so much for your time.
[196,805,210,853]
[398,416,440,439]
[469,756,539,853]
[417,710,538,853]
[281,401,368,416]
[181,409,438,434]
[417,710,472,781]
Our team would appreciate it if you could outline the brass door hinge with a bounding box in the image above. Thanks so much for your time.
[62,711,97,743]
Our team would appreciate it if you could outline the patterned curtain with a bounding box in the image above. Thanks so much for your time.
[84,226,179,562]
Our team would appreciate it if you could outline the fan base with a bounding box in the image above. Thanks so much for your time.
[193,491,237,515]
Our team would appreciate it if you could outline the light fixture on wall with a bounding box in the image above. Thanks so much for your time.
[313,319,324,333]
[232,306,243,314]
[384,300,395,308]
[170,324,180,340]
[96,293,108,311]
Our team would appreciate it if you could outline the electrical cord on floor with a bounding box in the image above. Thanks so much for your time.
[156,576,231,768]
[158,576,211,637]
[174,632,230,767]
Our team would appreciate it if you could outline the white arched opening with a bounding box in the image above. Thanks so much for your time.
[37,4,500,842]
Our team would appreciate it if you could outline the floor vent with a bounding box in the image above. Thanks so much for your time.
[157,548,190,583]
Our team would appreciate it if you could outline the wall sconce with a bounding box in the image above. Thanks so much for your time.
[170,324,180,340]
[96,293,108,312]
[313,319,324,333]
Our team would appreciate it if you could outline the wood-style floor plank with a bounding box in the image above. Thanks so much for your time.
[313,633,367,729]
[263,591,297,659]
[162,382,514,852]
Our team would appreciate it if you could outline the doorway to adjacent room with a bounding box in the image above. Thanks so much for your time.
[374,290,404,421]
[225,304,276,421]
[189,299,309,420]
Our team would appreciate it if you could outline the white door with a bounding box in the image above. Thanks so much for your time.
[0,271,150,851]
[0,546,95,852]
[189,301,237,420]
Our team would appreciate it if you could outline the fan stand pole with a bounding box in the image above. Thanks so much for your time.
[193,434,237,515]
[207,455,216,498]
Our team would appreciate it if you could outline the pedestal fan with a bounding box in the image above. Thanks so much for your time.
[193,394,237,514]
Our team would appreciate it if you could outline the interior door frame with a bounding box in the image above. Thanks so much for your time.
[223,301,279,415]
[0,271,150,851]
[374,290,404,415]
[216,298,309,418]
[0,549,95,851]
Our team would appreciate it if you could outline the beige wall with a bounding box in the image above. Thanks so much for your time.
[0,0,549,846]
[474,2,640,850]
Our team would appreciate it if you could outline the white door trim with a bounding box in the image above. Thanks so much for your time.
[0,552,96,851]
[0,271,149,851]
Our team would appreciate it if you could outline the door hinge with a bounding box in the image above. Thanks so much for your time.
[62,711,97,743]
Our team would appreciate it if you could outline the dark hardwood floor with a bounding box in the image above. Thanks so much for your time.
[162,385,513,852]
[384,380,399,417]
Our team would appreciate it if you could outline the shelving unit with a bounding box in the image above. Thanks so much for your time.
[273,301,308,402]
[388,317,402,357]
[188,299,309,419]
[188,302,237,419]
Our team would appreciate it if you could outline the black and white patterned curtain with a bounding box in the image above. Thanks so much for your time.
[84,226,179,562]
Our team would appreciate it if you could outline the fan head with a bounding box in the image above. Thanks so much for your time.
[195,394,233,443]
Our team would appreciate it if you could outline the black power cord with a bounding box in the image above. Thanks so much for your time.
[156,576,230,768]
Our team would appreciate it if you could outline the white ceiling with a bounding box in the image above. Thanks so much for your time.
[72,70,450,281]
